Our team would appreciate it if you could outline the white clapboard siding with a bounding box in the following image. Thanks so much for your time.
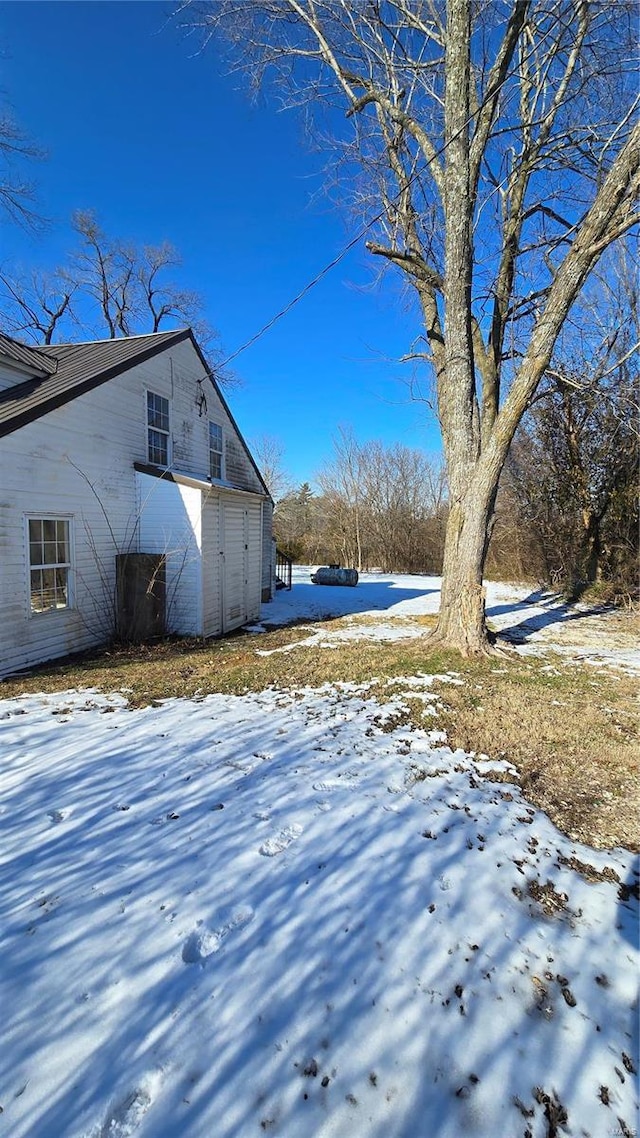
[1,334,271,676]
[220,496,263,633]
[136,472,204,636]
[221,498,246,632]
[202,496,222,638]
[246,499,263,621]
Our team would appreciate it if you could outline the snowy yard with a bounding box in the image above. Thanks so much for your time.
[1,571,638,1137]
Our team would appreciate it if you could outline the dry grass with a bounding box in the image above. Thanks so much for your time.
[2,620,638,851]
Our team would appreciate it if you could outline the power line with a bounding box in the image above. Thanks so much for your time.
[218,117,446,370]
[214,7,598,372]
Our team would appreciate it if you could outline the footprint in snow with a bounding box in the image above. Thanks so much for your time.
[48,808,70,824]
[312,778,357,794]
[95,1069,163,1137]
[259,824,303,857]
[182,905,254,964]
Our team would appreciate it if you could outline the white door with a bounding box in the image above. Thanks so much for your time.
[220,498,263,633]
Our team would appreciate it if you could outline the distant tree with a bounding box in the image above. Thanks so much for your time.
[1,210,221,368]
[0,266,79,343]
[274,482,321,562]
[318,427,365,569]
[251,434,293,503]
[317,428,447,572]
[514,387,638,601]
[179,0,640,653]
[0,105,44,230]
[489,250,639,598]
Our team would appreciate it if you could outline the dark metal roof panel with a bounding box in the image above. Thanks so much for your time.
[0,333,58,376]
[0,329,189,436]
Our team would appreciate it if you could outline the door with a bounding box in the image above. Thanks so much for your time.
[221,497,263,633]
[221,499,245,633]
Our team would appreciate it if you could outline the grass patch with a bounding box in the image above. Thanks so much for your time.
[2,623,637,851]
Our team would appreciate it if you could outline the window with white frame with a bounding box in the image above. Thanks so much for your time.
[28,518,72,613]
[147,391,170,466]
[209,421,223,480]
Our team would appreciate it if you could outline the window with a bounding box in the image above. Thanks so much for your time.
[209,421,223,480]
[28,518,71,613]
[147,391,170,466]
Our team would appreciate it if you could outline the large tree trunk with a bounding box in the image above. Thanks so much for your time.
[431,0,494,655]
[431,468,497,654]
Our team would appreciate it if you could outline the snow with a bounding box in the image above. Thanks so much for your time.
[1,573,638,1137]
[252,567,640,674]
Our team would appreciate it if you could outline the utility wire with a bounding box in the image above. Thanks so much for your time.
[214,9,594,373]
[218,113,451,371]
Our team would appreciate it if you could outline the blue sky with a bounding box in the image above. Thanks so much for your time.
[0,0,441,488]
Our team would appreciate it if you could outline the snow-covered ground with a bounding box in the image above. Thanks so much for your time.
[1,572,638,1137]
[253,567,640,674]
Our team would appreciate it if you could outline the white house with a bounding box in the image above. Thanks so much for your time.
[0,328,274,677]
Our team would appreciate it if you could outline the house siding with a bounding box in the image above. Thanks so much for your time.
[136,473,204,637]
[0,337,272,676]
[202,497,222,638]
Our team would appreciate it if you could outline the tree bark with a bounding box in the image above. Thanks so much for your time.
[431,468,497,654]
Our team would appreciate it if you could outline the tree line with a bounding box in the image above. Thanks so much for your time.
[273,433,447,574]
[268,346,638,604]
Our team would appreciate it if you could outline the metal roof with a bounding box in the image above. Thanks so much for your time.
[0,329,189,437]
[0,332,58,376]
[0,327,273,503]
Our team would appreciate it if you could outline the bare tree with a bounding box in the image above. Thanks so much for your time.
[71,210,141,338]
[319,426,365,569]
[178,0,639,652]
[251,433,293,502]
[1,210,223,369]
[318,428,446,572]
[509,248,639,600]
[0,266,78,343]
[0,107,44,230]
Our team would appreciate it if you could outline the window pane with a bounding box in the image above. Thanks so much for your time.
[30,569,44,611]
[209,422,222,451]
[210,452,222,480]
[28,520,71,612]
[41,568,56,609]
[147,392,169,432]
[148,428,168,466]
[55,568,68,607]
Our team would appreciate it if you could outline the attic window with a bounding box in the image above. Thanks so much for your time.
[147,391,170,466]
[28,518,71,613]
[209,421,223,480]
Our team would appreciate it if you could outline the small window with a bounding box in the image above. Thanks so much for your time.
[209,421,223,480]
[28,518,71,613]
[147,391,170,466]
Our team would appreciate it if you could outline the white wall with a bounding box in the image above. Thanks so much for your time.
[136,473,204,637]
[202,495,222,639]
[0,337,269,676]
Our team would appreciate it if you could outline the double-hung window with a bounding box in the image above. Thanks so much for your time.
[28,518,71,613]
[209,421,223,480]
[147,391,170,466]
